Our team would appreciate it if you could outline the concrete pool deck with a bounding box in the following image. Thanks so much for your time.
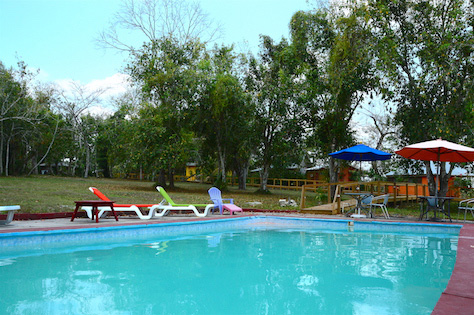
[1,211,473,314]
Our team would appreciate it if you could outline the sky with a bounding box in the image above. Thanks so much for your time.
[1,0,311,97]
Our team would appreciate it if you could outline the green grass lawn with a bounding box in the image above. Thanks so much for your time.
[0,176,306,214]
[0,175,469,221]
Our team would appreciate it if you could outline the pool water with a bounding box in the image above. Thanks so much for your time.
[0,221,458,314]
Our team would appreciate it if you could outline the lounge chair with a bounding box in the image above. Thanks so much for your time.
[208,187,243,215]
[370,194,390,219]
[151,186,213,217]
[0,205,20,225]
[86,187,157,220]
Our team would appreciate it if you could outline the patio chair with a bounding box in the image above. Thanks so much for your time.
[87,187,157,219]
[151,186,213,217]
[208,187,243,215]
[420,197,446,221]
[370,194,390,219]
[360,195,374,217]
[0,205,20,225]
[458,198,474,222]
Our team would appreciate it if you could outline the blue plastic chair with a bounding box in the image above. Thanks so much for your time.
[208,187,236,214]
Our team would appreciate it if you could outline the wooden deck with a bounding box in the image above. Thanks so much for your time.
[301,194,420,215]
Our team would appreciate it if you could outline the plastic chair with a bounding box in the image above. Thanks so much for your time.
[360,195,374,217]
[420,197,443,220]
[370,194,390,219]
[152,186,213,217]
[208,187,243,215]
[88,187,156,219]
[458,198,474,222]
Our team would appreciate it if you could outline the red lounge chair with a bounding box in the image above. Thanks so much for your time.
[86,187,157,219]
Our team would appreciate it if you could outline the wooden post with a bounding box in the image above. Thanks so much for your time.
[393,182,398,207]
[327,183,331,204]
[406,183,409,202]
[300,185,306,209]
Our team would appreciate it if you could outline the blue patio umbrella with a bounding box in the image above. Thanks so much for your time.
[329,144,391,179]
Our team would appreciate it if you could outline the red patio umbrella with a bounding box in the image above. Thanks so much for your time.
[395,138,474,196]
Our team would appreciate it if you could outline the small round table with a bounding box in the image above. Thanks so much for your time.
[71,200,118,223]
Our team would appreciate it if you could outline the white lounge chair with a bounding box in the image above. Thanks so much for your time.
[85,187,157,219]
[151,186,213,217]
[0,205,20,225]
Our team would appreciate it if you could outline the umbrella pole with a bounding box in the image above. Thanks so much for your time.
[436,150,440,198]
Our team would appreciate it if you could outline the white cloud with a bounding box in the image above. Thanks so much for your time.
[85,73,131,99]
[52,73,132,117]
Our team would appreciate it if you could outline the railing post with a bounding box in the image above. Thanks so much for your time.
[406,183,409,202]
[394,182,398,207]
[300,185,306,209]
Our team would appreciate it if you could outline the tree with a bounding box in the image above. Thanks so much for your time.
[127,37,204,187]
[361,102,397,178]
[365,0,474,196]
[57,81,105,177]
[0,61,60,176]
[246,36,306,192]
[290,8,376,195]
[97,0,221,52]
[190,46,253,190]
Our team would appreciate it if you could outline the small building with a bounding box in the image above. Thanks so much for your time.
[306,166,356,182]
[185,163,198,182]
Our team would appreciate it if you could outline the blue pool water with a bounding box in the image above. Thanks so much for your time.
[0,217,460,314]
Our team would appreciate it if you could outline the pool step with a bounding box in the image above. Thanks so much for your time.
[300,199,357,215]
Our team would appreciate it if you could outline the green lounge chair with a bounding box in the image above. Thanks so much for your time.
[151,186,214,217]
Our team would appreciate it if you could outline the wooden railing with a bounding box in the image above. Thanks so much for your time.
[300,181,438,210]
[115,173,471,200]
[173,175,324,190]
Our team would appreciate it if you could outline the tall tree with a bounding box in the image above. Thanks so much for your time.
[246,36,306,192]
[365,0,474,196]
[57,82,105,177]
[290,8,375,193]
[98,0,221,52]
[191,46,253,190]
[127,37,204,187]
[0,61,59,176]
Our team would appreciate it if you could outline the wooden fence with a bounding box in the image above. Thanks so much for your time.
[298,180,466,210]
[115,173,470,202]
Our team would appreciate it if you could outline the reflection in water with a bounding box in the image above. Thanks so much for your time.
[0,229,457,314]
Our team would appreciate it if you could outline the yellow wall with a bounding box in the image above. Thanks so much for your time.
[186,166,197,181]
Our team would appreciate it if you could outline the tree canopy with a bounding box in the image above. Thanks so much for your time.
[1,0,472,197]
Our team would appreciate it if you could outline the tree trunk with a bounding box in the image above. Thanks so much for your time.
[425,161,453,197]
[156,169,166,187]
[259,164,270,192]
[168,167,175,188]
[217,144,226,186]
[236,161,249,190]
[328,157,339,200]
[0,122,3,175]
[425,161,437,195]
[84,145,90,178]
[5,136,10,176]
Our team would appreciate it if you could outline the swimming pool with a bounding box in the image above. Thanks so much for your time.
[0,217,460,314]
